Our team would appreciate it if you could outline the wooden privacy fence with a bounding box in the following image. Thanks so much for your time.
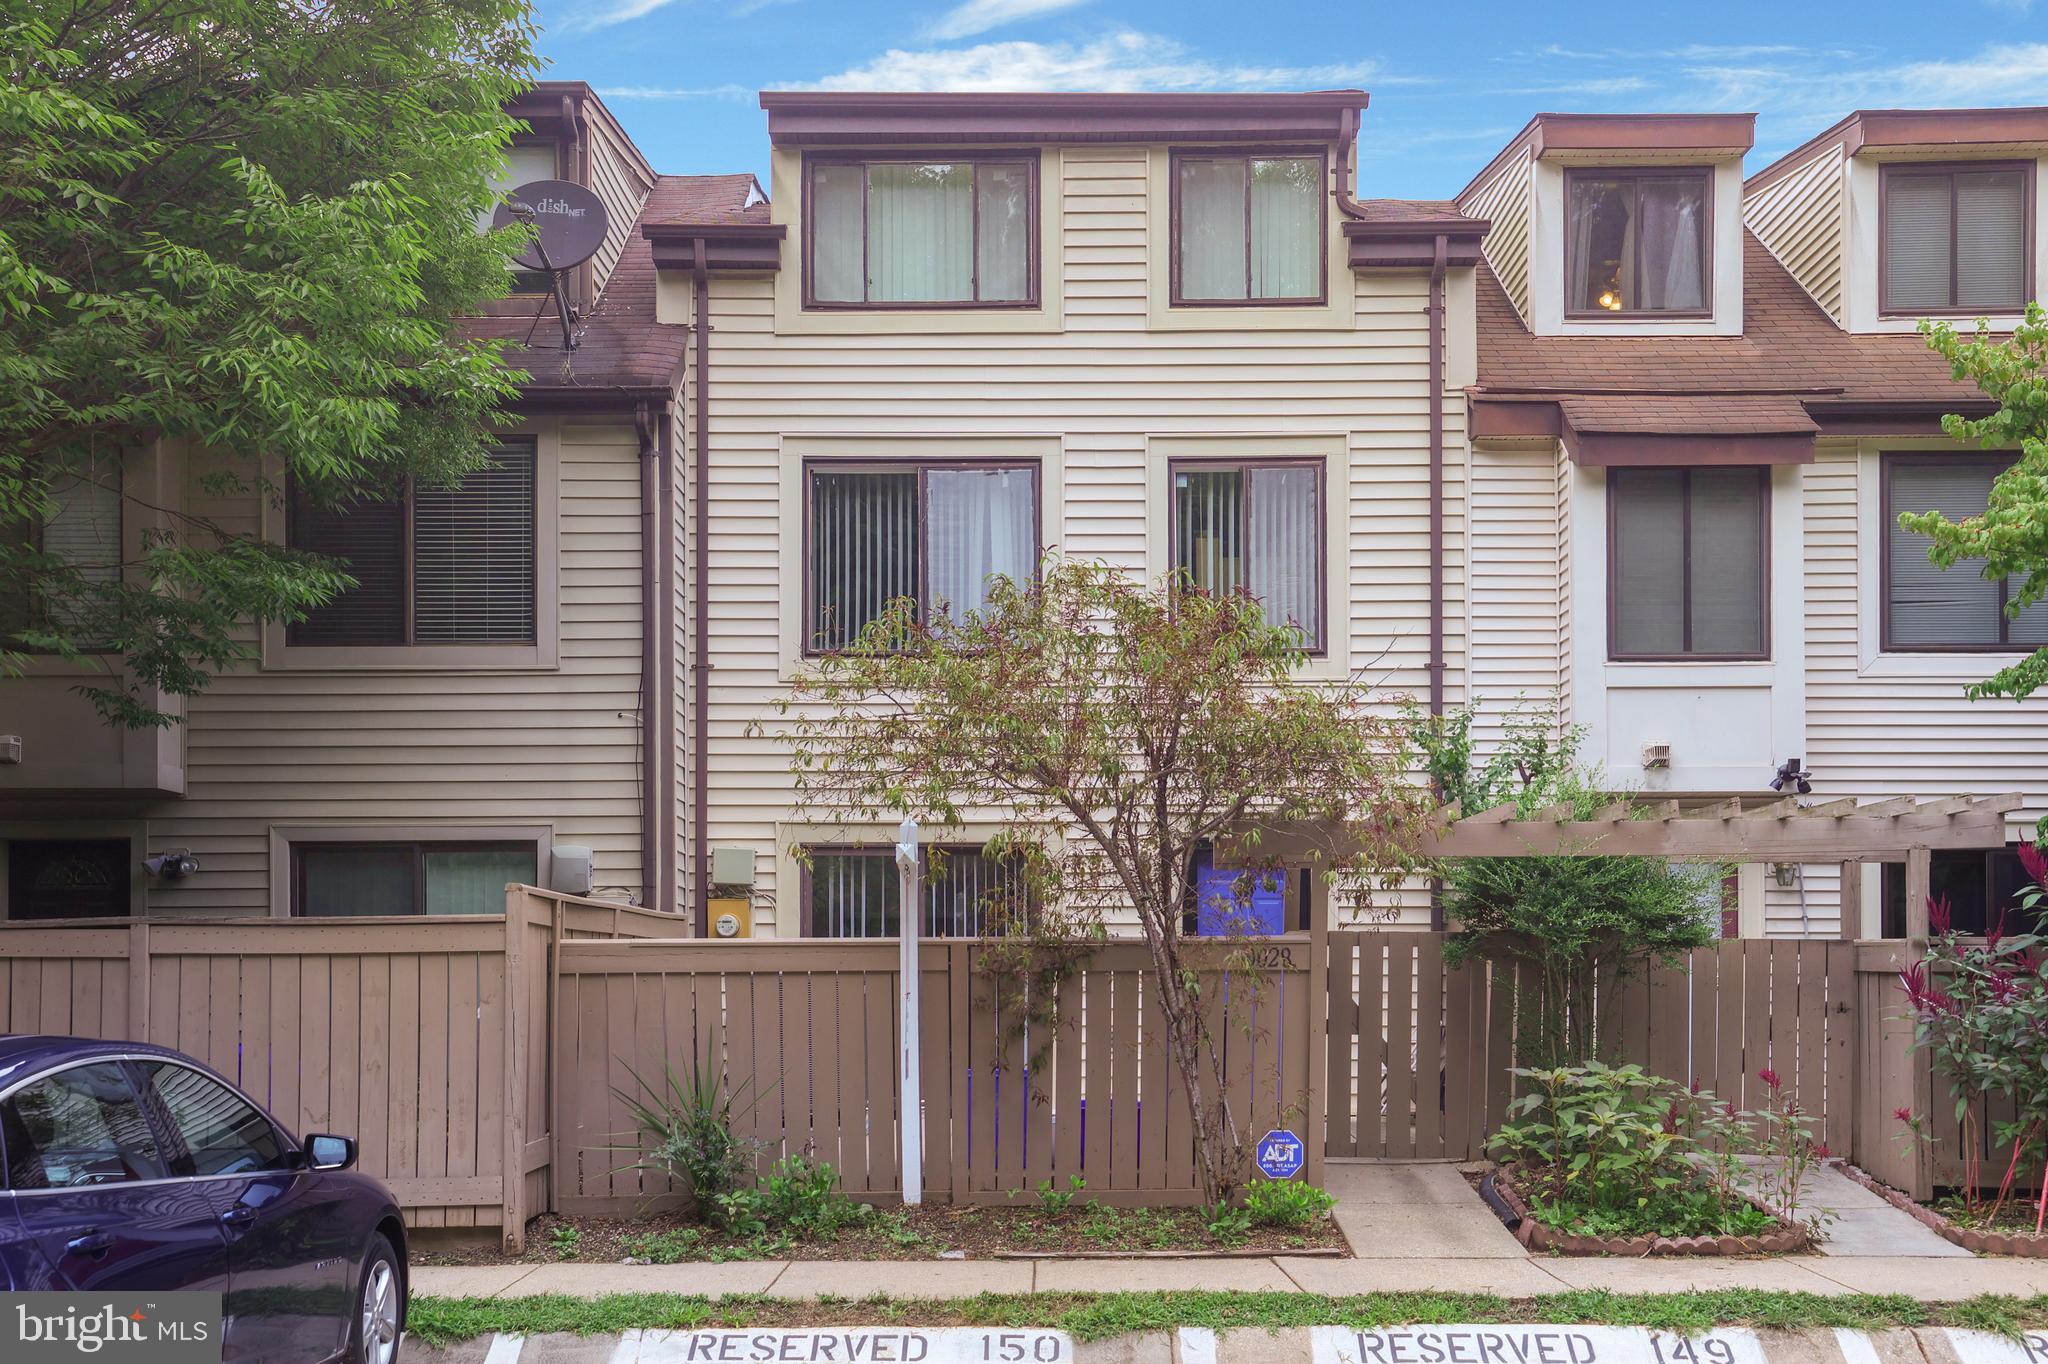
[554,936,1320,1211]
[0,889,678,1250]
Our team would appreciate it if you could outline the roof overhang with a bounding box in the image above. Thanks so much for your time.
[1563,428,1816,467]
[1344,218,1489,270]
[1460,112,1755,200]
[510,384,675,414]
[758,90,1367,147]
[643,222,787,272]
[1804,398,1997,437]
[1472,393,1820,465]
[1750,107,2048,192]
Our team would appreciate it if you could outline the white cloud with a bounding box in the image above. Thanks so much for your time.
[596,84,755,100]
[556,0,683,32]
[803,29,1381,93]
[927,0,1092,41]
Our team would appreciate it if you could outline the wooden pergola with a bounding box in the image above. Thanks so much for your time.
[1238,792,2025,942]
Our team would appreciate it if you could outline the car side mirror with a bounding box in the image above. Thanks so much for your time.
[304,1134,357,1171]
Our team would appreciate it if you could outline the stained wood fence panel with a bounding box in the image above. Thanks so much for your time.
[1324,933,1862,1163]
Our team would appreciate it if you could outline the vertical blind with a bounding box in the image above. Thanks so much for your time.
[809,159,1031,305]
[1885,168,2026,312]
[808,848,1023,938]
[1611,467,1766,657]
[1174,462,1322,647]
[295,844,537,917]
[807,464,1037,650]
[1177,155,1322,301]
[1887,459,2048,648]
[289,441,535,648]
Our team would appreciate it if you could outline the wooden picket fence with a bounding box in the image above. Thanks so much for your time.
[1324,934,1863,1164]
[0,901,1964,1244]
[552,936,1319,1212]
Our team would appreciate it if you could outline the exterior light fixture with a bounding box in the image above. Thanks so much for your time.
[1769,757,1812,796]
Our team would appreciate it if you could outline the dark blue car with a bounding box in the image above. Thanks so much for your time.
[0,1035,407,1364]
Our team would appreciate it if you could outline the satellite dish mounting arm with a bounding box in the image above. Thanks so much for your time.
[512,204,579,352]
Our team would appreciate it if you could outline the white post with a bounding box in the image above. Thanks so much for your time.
[895,815,923,1205]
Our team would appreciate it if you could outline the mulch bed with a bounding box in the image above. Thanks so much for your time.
[1838,1161,2048,1257]
[1478,1166,1812,1257]
[415,1203,1347,1266]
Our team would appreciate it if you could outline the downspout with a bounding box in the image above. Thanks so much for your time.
[658,400,677,916]
[1427,234,1449,932]
[635,399,661,907]
[691,238,712,937]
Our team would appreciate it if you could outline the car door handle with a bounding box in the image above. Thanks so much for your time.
[67,1232,112,1256]
[219,1206,259,1228]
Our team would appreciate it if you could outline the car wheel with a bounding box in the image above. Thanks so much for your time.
[347,1236,402,1364]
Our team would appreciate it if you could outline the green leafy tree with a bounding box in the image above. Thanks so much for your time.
[770,559,1430,1201]
[1420,701,1722,1067]
[1,1,539,727]
[1901,308,2048,703]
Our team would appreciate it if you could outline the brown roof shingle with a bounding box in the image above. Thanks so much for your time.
[1475,231,1983,415]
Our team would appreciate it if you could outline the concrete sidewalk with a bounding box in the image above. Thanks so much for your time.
[410,1253,2048,1302]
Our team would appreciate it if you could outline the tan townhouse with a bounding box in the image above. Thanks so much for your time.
[1459,108,2048,938]
[0,83,736,922]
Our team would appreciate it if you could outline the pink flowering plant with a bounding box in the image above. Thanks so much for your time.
[1898,854,2048,1231]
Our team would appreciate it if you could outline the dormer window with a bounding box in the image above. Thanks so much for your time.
[804,154,1036,309]
[1881,163,2031,316]
[484,141,560,294]
[1565,167,1710,316]
[1171,150,1326,305]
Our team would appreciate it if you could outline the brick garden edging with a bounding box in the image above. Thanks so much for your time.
[1486,1167,1812,1257]
[1838,1161,2048,1257]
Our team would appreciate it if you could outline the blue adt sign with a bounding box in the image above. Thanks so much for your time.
[1255,1129,1305,1180]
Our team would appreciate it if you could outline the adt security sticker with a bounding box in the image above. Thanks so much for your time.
[1255,1128,1305,1179]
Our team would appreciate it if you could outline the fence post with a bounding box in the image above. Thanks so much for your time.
[501,900,528,1252]
[1304,877,1329,1189]
[896,817,923,1205]
[126,921,151,1042]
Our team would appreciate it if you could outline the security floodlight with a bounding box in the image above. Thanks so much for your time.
[1769,757,1812,796]
[143,851,199,880]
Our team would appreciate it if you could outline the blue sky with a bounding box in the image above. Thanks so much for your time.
[530,0,2048,199]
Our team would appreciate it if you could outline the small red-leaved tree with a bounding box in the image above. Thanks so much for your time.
[770,558,1427,1201]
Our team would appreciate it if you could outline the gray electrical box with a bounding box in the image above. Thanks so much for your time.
[711,846,756,887]
[550,844,594,896]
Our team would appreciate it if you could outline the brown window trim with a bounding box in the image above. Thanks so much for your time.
[1879,451,2038,653]
[800,151,1040,312]
[1877,161,2035,319]
[1167,455,1328,655]
[289,839,538,917]
[798,842,1020,939]
[800,457,1042,657]
[1562,165,1715,321]
[1606,465,1771,662]
[284,438,538,650]
[1168,146,1330,309]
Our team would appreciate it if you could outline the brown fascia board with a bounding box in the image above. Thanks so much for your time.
[1748,107,2048,192]
[1564,429,1815,467]
[1457,112,1755,204]
[1803,397,1997,436]
[1470,397,1564,440]
[505,81,658,185]
[512,383,675,414]
[643,222,788,272]
[1344,218,1489,269]
[758,89,1368,146]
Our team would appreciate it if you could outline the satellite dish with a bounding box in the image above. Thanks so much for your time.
[491,179,609,272]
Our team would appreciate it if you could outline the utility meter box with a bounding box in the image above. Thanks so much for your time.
[708,896,753,939]
[711,846,757,887]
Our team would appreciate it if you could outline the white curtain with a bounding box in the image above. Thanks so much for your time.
[927,468,1035,625]
[811,163,866,302]
[1638,179,1705,311]
[867,162,973,303]
[975,163,1031,302]
[1250,157,1319,299]
[1179,158,1247,300]
[1249,465,1320,645]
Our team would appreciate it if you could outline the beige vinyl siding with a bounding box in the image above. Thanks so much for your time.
[1468,445,1567,749]
[96,420,650,916]
[690,145,1467,934]
[1743,143,1847,323]
[584,114,655,298]
[1459,148,1534,324]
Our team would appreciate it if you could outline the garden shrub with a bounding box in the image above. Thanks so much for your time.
[1244,1180,1337,1228]
[612,1050,769,1225]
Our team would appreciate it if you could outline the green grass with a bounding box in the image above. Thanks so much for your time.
[404,1290,2048,1347]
